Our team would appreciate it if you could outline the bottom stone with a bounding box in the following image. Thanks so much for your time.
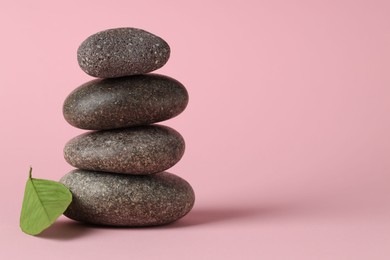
[60,169,195,226]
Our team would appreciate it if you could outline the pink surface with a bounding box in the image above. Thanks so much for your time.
[1,0,390,259]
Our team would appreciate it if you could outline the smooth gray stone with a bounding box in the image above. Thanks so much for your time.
[63,74,188,130]
[60,170,195,226]
[64,125,185,175]
[77,27,170,78]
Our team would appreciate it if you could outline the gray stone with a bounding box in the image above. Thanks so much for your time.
[63,74,188,130]
[60,170,195,226]
[64,125,185,175]
[77,27,170,78]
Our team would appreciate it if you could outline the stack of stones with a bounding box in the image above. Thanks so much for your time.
[59,28,195,226]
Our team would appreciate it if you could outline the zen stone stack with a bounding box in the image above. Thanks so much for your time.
[60,28,195,226]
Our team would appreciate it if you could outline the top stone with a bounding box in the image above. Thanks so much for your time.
[77,28,170,78]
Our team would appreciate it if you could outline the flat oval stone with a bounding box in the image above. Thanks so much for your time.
[63,74,188,130]
[60,170,195,226]
[64,125,185,175]
[78,27,170,78]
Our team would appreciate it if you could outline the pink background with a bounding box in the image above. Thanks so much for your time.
[1,0,389,259]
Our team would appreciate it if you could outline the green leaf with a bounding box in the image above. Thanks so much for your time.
[20,167,72,235]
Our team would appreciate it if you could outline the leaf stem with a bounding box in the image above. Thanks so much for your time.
[29,167,32,179]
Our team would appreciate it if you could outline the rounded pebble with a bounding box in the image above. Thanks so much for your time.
[63,74,188,130]
[60,170,195,226]
[77,27,170,78]
[64,125,185,175]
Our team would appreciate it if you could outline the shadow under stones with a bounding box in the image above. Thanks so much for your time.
[164,201,314,228]
[38,219,94,240]
[38,201,309,236]
[165,206,270,228]
[62,206,267,231]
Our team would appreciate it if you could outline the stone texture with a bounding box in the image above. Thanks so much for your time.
[77,27,170,78]
[60,170,195,226]
[63,74,188,130]
[64,125,185,175]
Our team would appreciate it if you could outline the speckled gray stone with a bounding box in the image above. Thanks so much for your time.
[64,125,185,175]
[63,74,188,130]
[60,169,195,226]
[78,28,170,78]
